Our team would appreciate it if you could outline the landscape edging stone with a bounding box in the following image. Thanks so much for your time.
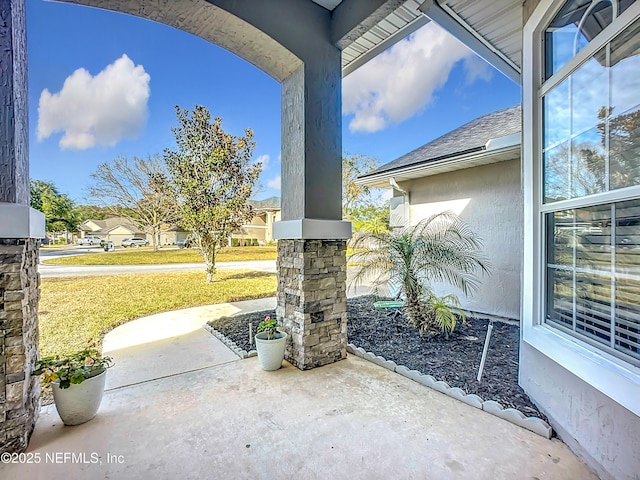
[346,343,552,439]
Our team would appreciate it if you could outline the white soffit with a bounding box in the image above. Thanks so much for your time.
[315,0,520,79]
[442,0,522,70]
[341,0,428,77]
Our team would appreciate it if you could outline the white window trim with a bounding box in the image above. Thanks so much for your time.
[523,0,640,417]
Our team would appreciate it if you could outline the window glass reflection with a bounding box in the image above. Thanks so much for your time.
[546,210,575,329]
[575,204,611,270]
[544,141,572,202]
[576,272,612,342]
[571,128,607,197]
[610,18,640,115]
[545,0,634,79]
[615,199,640,358]
[571,51,607,135]
[544,79,571,149]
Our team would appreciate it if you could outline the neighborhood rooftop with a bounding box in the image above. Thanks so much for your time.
[361,105,521,179]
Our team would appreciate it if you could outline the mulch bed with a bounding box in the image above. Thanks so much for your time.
[209,295,546,421]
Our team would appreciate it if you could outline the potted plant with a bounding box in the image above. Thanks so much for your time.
[33,341,113,426]
[254,315,287,371]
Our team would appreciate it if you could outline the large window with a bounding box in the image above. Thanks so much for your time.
[541,0,640,366]
[546,199,640,361]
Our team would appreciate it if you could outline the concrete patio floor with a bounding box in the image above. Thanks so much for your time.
[0,300,597,480]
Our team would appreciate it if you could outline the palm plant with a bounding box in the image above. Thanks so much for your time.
[349,211,490,336]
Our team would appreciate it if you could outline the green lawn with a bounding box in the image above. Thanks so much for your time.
[39,270,277,357]
[43,246,277,265]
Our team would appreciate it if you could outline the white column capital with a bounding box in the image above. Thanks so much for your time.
[273,219,351,240]
[0,203,45,239]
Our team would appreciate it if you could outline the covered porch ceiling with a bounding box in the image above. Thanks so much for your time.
[314,0,523,82]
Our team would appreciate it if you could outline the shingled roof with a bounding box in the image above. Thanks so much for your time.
[362,105,521,178]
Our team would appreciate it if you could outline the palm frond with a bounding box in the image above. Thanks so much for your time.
[349,211,489,336]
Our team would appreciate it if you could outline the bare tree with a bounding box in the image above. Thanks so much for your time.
[89,155,179,250]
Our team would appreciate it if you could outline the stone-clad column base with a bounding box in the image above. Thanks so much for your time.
[0,238,41,454]
[276,239,347,370]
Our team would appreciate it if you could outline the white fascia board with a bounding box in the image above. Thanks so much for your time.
[355,142,521,187]
[485,132,521,150]
[273,219,352,240]
[0,203,46,239]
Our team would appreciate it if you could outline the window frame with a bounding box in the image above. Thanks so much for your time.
[523,0,640,416]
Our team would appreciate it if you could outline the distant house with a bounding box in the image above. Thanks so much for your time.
[160,226,190,246]
[357,105,522,321]
[78,217,149,245]
[80,198,282,247]
[232,197,281,245]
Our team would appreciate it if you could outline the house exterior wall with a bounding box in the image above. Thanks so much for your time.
[235,228,267,243]
[80,221,102,233]
[103,226,136,246]
[108,226,134,236]
[404,158,522,320]
[520,342,640,480]
[231,210,281,244]
[160,231,188,245]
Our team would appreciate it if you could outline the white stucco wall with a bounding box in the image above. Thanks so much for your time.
[403,158,522,320]
[520,343,640,480]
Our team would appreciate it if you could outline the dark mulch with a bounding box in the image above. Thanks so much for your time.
[210,295,545,420]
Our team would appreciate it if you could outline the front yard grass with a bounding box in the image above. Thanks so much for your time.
[43,245,277,265]
[39,270,277,357]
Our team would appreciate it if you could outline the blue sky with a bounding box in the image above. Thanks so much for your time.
[27,1,520,204]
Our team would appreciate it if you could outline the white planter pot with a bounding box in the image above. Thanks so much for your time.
[52,369,107,426]
[255,331,287,371]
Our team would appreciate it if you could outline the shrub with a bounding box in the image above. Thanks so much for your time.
[350,211,489,337]
[257,315,279,340]
[34,341,113,389]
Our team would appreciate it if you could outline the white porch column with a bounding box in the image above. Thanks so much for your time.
[273,47,351,370]
[0,0,45,455]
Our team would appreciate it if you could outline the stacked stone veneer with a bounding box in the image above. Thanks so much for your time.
[0,239,40,453]
[276,239,347,370]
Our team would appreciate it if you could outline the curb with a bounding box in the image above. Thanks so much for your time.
[347,343,552,439]
[203,324,257,359]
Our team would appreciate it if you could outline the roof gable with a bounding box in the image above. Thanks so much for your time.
[365,105,521,177]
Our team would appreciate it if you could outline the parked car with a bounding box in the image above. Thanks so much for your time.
[177,236,195,249]
[77,236,102,246]
[121,237,149,248]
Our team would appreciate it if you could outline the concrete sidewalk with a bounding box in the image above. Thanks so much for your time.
[102,297,276,390]
[0,299,597,480]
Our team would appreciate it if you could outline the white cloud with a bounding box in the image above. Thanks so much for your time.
[37,54,150,150]
[342,23,491,133]
[462,56,493,85]
[255,154,270,170]
[267,175,281,190]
